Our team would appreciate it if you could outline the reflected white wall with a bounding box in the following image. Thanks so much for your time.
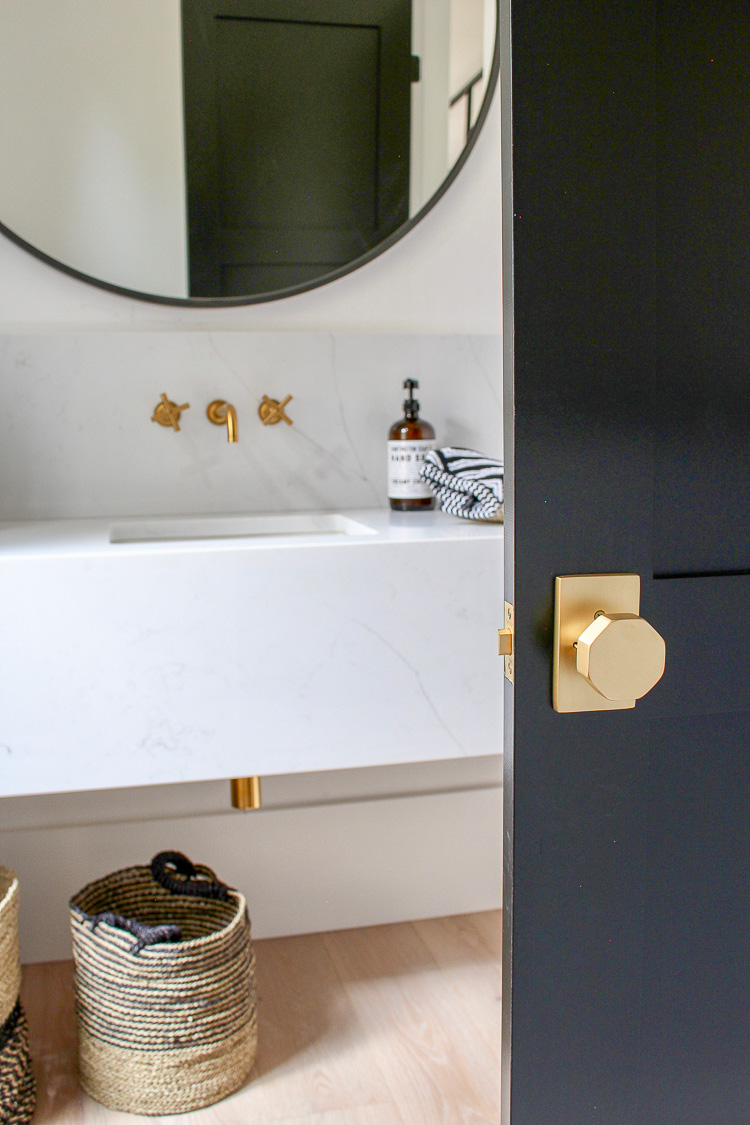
[0,0,188,296]
[410,0,451,216]
[413,0,493,211]
[450,0,485,93]
[448,0,489,166]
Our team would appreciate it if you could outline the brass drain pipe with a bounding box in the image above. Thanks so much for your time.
[230,777,262,810]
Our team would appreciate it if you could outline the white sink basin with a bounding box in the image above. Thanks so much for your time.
[109,511,377,545]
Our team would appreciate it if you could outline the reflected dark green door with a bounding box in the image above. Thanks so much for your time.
[182,0,412,297]
[504,2,750,1122]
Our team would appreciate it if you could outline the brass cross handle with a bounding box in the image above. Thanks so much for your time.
[152,393,190,431]
[258,394,293,426]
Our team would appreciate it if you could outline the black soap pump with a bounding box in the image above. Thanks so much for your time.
[387,379,437,511]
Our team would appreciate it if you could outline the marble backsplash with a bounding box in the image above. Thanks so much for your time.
[0,332,501,520]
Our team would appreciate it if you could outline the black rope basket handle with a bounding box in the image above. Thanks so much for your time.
[71,906,182,955]
[93,912,181,955]
[151,851,231,902]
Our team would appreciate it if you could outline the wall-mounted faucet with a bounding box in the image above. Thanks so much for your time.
[207,400,238,442]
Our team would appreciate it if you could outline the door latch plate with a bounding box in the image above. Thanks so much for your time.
[503,601,514,683]
[553,574,640,713]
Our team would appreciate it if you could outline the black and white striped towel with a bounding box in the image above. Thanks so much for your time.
[419,447,504,521]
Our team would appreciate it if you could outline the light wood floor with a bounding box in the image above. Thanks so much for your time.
[21,911,501,1125]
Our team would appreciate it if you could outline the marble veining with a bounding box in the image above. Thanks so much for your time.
[0,332,501,521]
[0,511,503,796]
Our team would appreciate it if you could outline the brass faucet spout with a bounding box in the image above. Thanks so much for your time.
[226,404,238,443]
[207,400,238,442]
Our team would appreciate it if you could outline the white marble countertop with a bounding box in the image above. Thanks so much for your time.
[0,507,503,559]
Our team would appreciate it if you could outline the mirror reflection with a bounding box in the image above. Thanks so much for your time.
[0,0,496,302]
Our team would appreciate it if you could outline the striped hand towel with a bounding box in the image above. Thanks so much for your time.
[419,447,504,521]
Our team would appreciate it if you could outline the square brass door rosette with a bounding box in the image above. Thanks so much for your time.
[553,573,642,713]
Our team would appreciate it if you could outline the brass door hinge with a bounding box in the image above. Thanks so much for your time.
[499,601,514,682]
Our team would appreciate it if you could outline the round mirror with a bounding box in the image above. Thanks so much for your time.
[0,0,498,306]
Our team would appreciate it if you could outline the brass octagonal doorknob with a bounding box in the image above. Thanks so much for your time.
[575,612,666,701]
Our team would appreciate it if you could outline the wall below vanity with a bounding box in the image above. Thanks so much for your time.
[0,95,503,962]
[2,760,502,963]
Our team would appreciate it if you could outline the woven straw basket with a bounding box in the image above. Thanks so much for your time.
[0,867,35,1125]
[69,851,257,1115]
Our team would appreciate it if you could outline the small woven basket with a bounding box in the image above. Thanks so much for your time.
[69,851,257,1115]
[0,867,35,1125]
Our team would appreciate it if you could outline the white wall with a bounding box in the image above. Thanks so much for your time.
[0,65,503,959]
[0,0,187,296]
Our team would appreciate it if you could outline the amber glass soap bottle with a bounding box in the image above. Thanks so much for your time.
[388,379,437,511]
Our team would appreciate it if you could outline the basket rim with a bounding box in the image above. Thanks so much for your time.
[69,863,247,953]
[0,866,18,918]
[69,860,218,901]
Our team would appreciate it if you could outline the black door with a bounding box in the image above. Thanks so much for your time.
[182,0,412,297]
[503,2,750,1123]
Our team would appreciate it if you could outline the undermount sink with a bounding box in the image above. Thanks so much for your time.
[109,511,377,545]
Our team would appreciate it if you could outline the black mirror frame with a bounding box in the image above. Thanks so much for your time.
[0,5,500,308]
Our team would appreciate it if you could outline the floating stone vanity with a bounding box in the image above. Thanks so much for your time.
[0,509,503,797]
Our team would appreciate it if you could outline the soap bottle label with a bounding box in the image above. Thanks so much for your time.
[387,440,437,499]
